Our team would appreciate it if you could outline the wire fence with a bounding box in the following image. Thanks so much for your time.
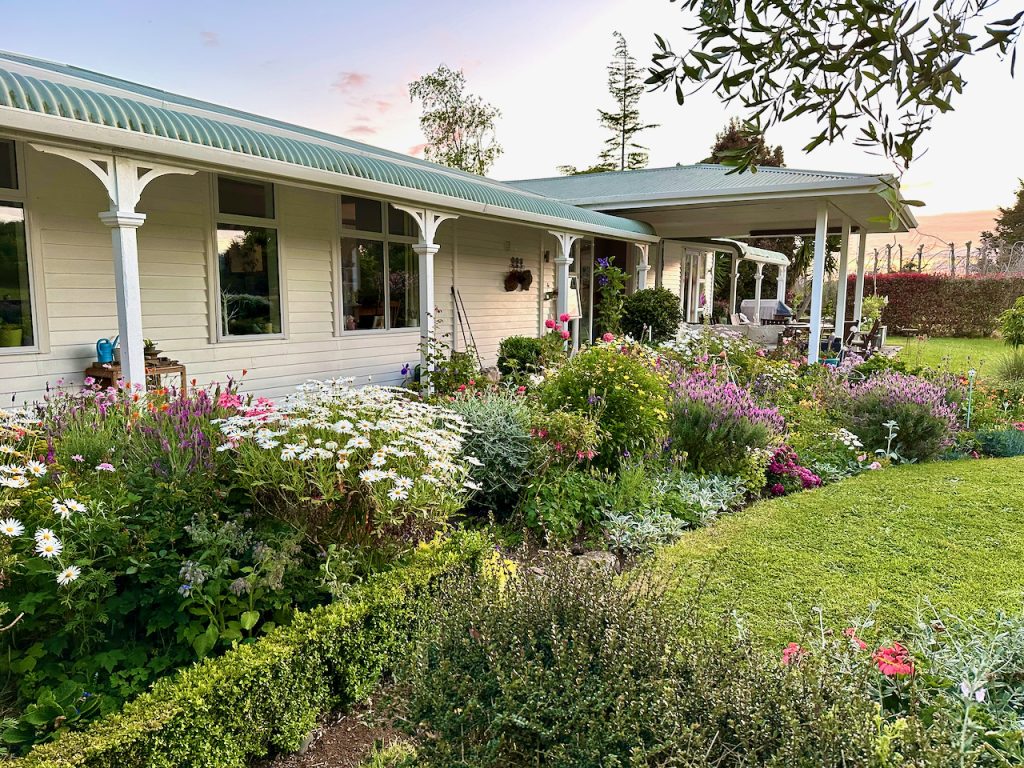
[867,240,1024,277]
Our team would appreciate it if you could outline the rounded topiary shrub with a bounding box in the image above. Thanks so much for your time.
[621,287,684,343]
[497,335,544,378]
[540,344,668,469]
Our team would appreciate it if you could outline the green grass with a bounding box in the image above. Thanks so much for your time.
[656,458,1024,646]
[889,335,1008,380]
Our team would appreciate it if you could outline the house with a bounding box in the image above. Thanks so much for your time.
[0,51,916,404]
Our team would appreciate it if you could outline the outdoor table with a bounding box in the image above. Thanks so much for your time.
[84,359,188,393]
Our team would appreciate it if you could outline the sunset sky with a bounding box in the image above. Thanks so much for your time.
[5,0,1021,240]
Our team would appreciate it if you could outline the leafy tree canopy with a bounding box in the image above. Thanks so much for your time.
[409,65,503,176]
[981,179,1024,251]
[648,0,1022,172]
[702,117,784,166]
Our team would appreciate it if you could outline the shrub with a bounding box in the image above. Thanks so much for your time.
[527,409,600,470]
[668,369,784,475]
[540,344,669,469]
[403,561,951,768]
[994,349,1024,384]
[842,372,960,462]
[621,287,684,343]
[765,445,823,495]
[974,427,1024,457]
[219,380,473,551]
[446,391,533,517]
[519,467,609,545]
[999,295,1024,348]
[12,532,489,768]
[844,273,1024,337]
[661,326,762,381]
[496,335,544,378]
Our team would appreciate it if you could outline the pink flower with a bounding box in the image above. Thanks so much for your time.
[770,482,785,496]
[602,332,615,343]
[545,318,556,329]
[516,386,527,394]
[560,330,570,340]
[71,454,84,463]
[559,312,570,323]
[781,642,807,666]
[844,627,868,650]
[874,643,913,676]
[857,454,867,462]
[95,463,115,472]
[83,376,95,386]
[868,461,882,470]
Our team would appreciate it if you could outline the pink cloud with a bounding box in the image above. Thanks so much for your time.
[348,125,378,137]
[332,72,369,93]
[407,143,428,157]
[200,31,219,47]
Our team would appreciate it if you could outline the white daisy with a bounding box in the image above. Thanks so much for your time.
[0,518,24,537]
[387,487,409,501]
[346,436,371,450]
[463,480,483,491]
[393,476,414,490]
[359,469,386,483]
[336,459,350,471]
[65,500,87,514]
[56,565,81,586]
[35,527,56,543]
[35,538,62,558]
[0,475,28,489]
[369,452,388,467]
[465,456,484,467]
[25,460,47,477]
[0,445,16,454]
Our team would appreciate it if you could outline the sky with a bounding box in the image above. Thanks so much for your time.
[3,0,1022,224]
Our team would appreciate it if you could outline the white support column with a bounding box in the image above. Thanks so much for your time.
[30,145,195,390]
[392,206,458,390]
[549,231,580,322]
[752,263,765,325]
[703,251,715,319]
[853,232,867,322]
[729,252,739,315]
[808,201,830,364]
[833,218,852,338]
[634,243,650,290]
[776,265,788,302]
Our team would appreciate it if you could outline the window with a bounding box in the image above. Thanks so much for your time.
[339,195,419,331]
[0,140,34,351]
[215,176,282,337]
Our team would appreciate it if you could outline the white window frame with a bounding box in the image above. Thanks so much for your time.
[0,139,42,356]
[210,174,287,342]
[338,196,419,336]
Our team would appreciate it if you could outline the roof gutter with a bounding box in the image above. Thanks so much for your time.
[0,107,660,244]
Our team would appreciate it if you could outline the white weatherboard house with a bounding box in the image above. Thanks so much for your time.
[0,52,916,404]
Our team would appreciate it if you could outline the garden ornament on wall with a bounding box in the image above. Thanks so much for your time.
[503,258,533,291]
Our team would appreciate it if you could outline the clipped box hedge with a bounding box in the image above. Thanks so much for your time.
[15,531,490,768]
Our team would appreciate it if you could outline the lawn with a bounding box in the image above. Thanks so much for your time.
[657,457,1024,645]
[889,334,1008,379]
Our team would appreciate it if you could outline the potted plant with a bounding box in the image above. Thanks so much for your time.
[0,323,23,347]
[144,338,162,359]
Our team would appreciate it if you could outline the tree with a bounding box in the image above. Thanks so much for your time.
[702,118,784,166]
[408,65,503,176]
[647,1,1021,175]
[981,179,1024,260]
[560,32,659,175]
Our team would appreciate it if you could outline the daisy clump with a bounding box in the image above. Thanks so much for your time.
[216,379,475,548]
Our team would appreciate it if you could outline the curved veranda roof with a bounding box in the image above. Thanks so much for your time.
[0,51,656,241]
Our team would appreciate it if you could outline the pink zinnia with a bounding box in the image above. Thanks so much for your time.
[602,332,614,343]
[874,643,913,676]
[559,312,570,323]
[781,642,807,666]
[545,318,556,329]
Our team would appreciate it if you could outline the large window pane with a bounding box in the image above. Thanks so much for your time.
[341,238,386,330]
[340,195,382,233]
[217,225,281,336]
[388,243,419,329]
[0,203,32,348]
[387,206,416,238]
[0,141,16,191]
[218,176,274,219]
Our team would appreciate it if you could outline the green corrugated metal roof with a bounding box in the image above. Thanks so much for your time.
[0,52,655,238]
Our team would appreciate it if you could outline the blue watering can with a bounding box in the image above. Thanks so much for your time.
[96,335,118,364]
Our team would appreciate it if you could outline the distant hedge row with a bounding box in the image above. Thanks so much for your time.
[15,532,490,768]
[847,273,1024,337]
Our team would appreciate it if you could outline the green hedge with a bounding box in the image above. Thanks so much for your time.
[15,532,490,768]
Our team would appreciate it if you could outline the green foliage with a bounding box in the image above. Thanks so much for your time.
[648,0,1020,174]
[999,296,1024,349]
[592,256,630,336]
[975,428,1024,458]
[596,31,658,171]
[540,344,668,470]
[403,561,949,767]
[407,65,502,175]
[520,468,608,545]
[3,682,102,749]
[12,533,488,768]
[995,350,1024,384]
[860,294,888,324]
[668,397,774,476]
[982,180,1024,256]
[446,391,533,517]
[620,287,683,342]
[496,336,543,378]
[655,458,1024,645]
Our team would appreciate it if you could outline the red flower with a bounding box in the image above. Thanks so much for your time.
[560,330,570,340]
[843,627,868,650]
[781,642,807,666]
[545,318,556,329]
[873,643,914,676]
[559,312,571,323]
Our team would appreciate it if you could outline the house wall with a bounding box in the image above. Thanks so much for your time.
[0,146,555,406]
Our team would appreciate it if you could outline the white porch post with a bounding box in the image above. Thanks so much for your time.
[833,218,852,337]
[808,201,830,364]
[703,251,715,319]
[776,265,788,302]
[635,243,650,290]
[393,206,458,391]
[729,253,739,315]
[853,232,867,322]
[30,145,195,390]
[752,263,765,325]
[549,231,580,323]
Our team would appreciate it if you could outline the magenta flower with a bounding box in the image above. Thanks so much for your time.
[95,462,115,472]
